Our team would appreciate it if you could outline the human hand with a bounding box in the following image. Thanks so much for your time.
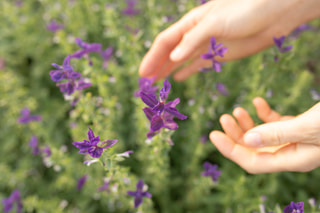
[210,97,320,173]
[139,0,320,81]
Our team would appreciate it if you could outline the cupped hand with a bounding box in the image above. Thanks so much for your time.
[210,97,320,173]
[139,0,319,81]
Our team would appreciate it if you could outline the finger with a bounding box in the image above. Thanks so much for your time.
[219,114,244,143]
[252,97,282,122]
[210,131,320,173]
[243,116,311,147]
[232,107,255,132]
[173,57,211,81]
[139,4,210,77]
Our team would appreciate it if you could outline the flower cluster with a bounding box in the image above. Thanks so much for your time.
[72,127,118,158]
[2,190,23,213]
[17,107,42,124]
[140,80,187,138]
[201,161,221,182]
[201,36,228,72]
[283,201,304,213]
[122,0,140,16]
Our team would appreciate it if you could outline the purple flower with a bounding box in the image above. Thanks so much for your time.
[71,38,102,65]
[50,55,81,82]
[290,24,313,39]
[127,179,152,208]
[201,161,221,182]
[41,146,51,158]
[77,175,88,191]
[134,77,159,97]
[46,20,64,32]
[116,150,134,158]
[140,80,187,138]
[72,127,118,158]
[201,36,228,72]
[122,0,140,16]
[17,108,42,124]
[2,190,23,213]
[273,36,293,53]
[283,201,304,213]
[199,0,208,4]
[29,135,39,155]
[98,180,110,192]
[56,78,91,95]
[100,47,113,69]
[216,83,229,96]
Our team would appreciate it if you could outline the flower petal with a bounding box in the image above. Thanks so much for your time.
[164,107,187,120]
[140,92,158,108]
[159,80,171,101]
[150,115,164,131]
[143,107,156,121]
[100,140,118,149]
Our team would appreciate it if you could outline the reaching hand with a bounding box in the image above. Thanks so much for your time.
[210,97,320,173]
[139,0,320,81]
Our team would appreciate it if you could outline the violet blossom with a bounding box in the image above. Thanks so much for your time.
[201,36,228,72]
[98,180,110,193]
[273,36,293,53]
[116,150,134,158]
[17,108,42,124]
[100,47,113,69]
[290,24,313,39]
[216,83,229,96]
[41,146,52,158]
[56,78,91,95]
[127,179,152,208]
[77,175,88,191]
[140,80,187,138]
[201,161,221,182]
[28,135,39,155]
[50,55,81,82]
[46,20,64,32]
[283,201,304,213]
[2,190,23,213]
[71,38,102,65]
[72,127,118,158]
[134,77,158,97]
[122,0,140,16]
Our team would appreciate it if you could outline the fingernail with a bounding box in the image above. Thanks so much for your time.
[244,133,262,147]
[170,47,182,61]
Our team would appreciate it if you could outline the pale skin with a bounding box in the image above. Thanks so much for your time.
[139,0,320,173]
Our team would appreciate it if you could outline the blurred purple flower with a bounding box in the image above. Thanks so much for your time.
[77,175,88,191]
[201,36,228,72]
[134,77,158,97]
[200,135,208,144]
[56,78,91,95]
[71,38,102,65]
[72,127,118,158]
[100,47,113,69]
[127,179,152,208]
[98,180,110,193]
[46,20,64,32]
[273,36,292,53]
[29,135,39,155]
[122,0,140,16]
[17,108,42,124]
[201,161,221,182]
[140,80,187,138]
[0,58,5,69]
[15,1,23,7]
[283,201,304,213]
[290,24,313,39]
[216,83,229,96]
[200,0,208,4]
[41,146,51,158]
[2,190,23,213]
[50,55,81,82]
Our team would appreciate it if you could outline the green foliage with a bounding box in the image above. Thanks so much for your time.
[1,0,320,212]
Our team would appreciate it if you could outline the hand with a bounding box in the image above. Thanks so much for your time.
[210,97,320,173]
[139,0,320,81]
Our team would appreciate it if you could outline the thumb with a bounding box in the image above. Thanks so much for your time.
[243,117,311,147]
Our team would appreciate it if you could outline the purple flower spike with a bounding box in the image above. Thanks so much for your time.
[201,161,221,182]
[50,55,81,82]
[46,20,64,32]
[17,108,42,124]
[122,0,140,16]
[72,127,118,158]
[273,36,293,53]
[29,135,39,155]
[127,179,152,208]
[201,36,228,72]
[2,189,23,213]
[140,80,187,138]
[283,201,304,213]
[77,175,88,191]
[134,77,159,97]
